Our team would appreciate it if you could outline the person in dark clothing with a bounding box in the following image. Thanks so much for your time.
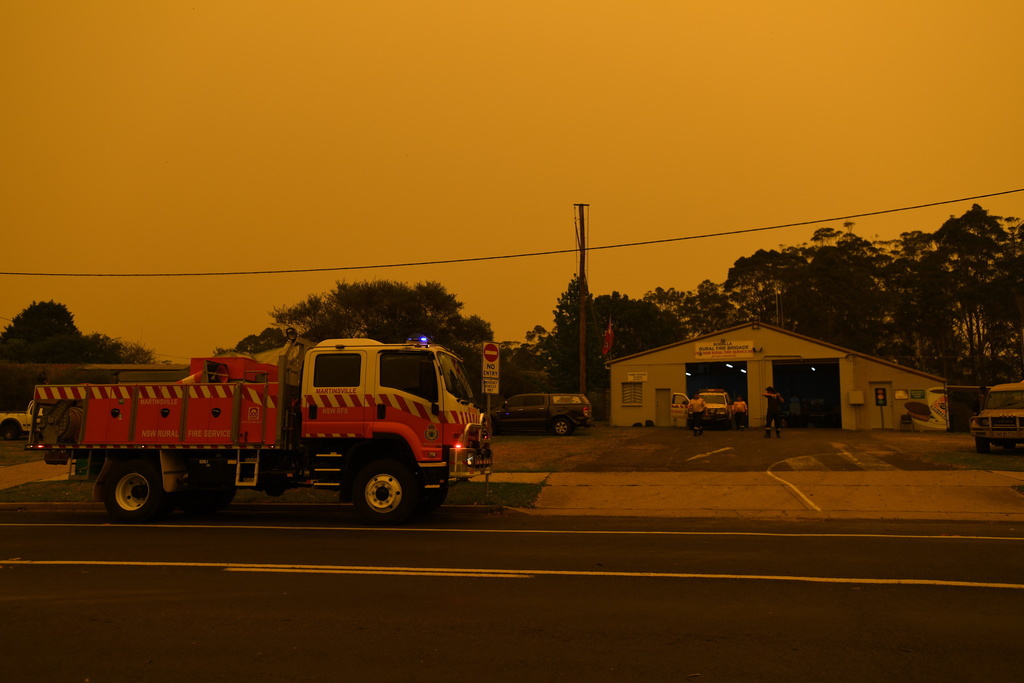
[763,386,784,438]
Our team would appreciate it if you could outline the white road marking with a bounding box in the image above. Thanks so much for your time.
[831,442,898,470]
[3,558,1022,590]
[685,447,733,461]
[765,463,822,511]
[784,455,824,470]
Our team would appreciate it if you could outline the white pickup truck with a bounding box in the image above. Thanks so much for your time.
[0,402,33,440]
[970,383,1024,453]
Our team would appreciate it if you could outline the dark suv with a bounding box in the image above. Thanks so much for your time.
[489,393,593,436]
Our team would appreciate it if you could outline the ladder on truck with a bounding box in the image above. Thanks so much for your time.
[235,450,260,486]
[311,451,344,487]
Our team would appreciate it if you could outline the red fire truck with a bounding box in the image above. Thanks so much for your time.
[28,331,491,525]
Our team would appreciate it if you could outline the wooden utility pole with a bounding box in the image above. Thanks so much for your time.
[575,203,589,395]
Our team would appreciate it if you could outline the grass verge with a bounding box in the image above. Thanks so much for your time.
[0,481,93,503]
[0,440,36,468]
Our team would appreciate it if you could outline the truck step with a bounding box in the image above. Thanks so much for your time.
[235,452,260,487]
[311,452,344,483]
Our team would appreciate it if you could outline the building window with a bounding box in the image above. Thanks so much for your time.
[621,382,643,405]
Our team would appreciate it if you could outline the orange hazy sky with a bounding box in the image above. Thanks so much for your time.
[2,1,1022,362]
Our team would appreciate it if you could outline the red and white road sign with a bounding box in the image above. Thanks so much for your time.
[482,342,500,379]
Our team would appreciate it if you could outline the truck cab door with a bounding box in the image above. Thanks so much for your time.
[670,393,690,421]
[374,350,439,428]
[302,350,370,439]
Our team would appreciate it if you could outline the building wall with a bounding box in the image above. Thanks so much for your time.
[609,325,945,431]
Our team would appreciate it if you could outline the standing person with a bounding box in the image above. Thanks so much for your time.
[763,386,784,438]
[732,395,748,430]
[688,391,707,436]
[972,387,988,415]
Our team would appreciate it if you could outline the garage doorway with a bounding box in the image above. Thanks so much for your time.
[770,360,842,428]
[685,361,749,403]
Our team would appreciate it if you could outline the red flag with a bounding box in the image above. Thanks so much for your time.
[602,318,614,355]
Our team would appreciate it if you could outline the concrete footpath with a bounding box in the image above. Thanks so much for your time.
[3,460,1024,522]
[478,470,1024,522]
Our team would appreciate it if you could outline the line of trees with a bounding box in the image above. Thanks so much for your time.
[0,301,157,409]
[528,204,1023,394]
[211,204,1024,397]
[4,204,1020,407]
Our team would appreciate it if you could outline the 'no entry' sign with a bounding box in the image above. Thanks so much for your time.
[482,342,499,379]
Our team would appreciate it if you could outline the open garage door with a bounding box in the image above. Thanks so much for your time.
[770,360,842,428]
[685,361,749,403]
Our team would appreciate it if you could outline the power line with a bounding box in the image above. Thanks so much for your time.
[2,188,1021,278]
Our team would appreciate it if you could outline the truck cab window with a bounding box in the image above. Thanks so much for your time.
[380,352,438,402]
[313,354,361,387]
[437,351,475,403]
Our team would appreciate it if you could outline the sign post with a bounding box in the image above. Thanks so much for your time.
[481,342,500,501]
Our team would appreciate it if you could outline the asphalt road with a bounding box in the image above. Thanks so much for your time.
[4,511,1024,682]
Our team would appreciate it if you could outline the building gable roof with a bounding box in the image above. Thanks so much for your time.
[607,321,945,383]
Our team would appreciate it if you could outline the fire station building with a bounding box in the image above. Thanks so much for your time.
[607,322,947,431]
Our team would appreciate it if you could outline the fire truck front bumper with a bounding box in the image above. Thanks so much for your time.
[449,444,492,479]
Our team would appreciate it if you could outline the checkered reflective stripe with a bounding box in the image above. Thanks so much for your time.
[90,386,133,400]
[301,391,480,439]
[304,391,479,425]
[35,385,89,401]
[35,443,252,450]
[375,392,437,422]
[445,407,481,424]
[185,384,232,399]
[138,385,185,400]
[305,391,376,411]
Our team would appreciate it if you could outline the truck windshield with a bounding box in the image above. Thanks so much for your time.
[438,351,476,404]
[986,390,1024,409]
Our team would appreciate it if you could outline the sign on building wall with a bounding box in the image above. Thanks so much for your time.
[694,339,754,360]
[626,372,648,382]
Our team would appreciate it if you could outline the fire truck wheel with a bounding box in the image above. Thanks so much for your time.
[178,488,237,516]
[353,459,420,525]
[551,416,575,436]
[103,459,176,523]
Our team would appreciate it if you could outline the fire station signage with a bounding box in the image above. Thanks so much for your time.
[694,339,754,360]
